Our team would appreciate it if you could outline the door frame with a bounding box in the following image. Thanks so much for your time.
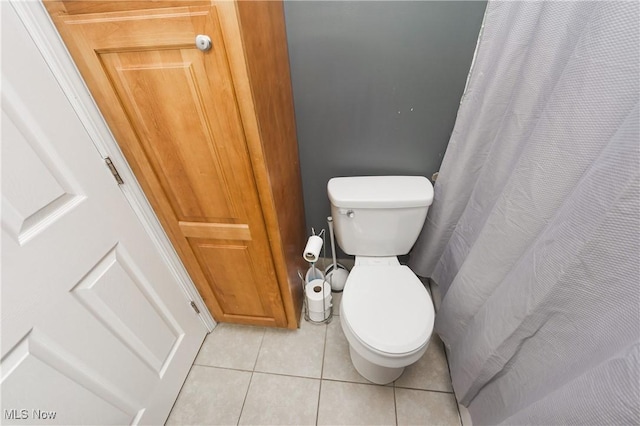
[10,0,216,332]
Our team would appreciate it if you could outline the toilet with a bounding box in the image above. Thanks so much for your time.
[327,176,435,384]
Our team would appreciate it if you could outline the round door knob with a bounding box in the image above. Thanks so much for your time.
[195,35,212,52]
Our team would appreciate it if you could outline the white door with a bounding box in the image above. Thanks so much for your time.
[1,4,207,425]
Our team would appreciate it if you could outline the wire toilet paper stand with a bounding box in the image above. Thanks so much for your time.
[299,228,333,325]
[299,270,333,325]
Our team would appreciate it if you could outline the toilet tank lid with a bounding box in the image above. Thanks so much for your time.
[328,176,434,208]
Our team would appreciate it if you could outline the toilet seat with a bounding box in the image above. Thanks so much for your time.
[341,264,434,355]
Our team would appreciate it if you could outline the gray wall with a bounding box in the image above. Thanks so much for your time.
[284,1,487,246]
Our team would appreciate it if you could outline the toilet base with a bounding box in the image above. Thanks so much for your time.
[349,345,404,385]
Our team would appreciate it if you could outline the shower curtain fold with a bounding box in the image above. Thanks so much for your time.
[409,1,640,424]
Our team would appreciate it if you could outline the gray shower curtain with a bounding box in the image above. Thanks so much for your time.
[409,1,639,425]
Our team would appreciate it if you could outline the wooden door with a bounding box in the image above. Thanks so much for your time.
[1,5,206,424]
[44,3,288,327]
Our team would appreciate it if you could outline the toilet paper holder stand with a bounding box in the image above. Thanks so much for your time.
[299,229,333,325]
[298,267,333,325]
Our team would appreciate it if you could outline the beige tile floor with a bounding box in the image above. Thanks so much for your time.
[167,293,462,426]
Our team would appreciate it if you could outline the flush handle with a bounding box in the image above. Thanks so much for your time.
[338,208,355,218]
[195,35,212,52]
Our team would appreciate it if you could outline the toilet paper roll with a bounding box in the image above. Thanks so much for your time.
[308,298,332,313]
[302,235,323,263]
[309,308,331,322]
[305,279,332,312]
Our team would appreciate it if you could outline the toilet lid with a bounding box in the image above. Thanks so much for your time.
[342,265,435,355]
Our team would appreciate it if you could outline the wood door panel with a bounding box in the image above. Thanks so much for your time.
[179,222,251,240]
[51,1,211,16]
[44,3,289,326]
[101,51,236,222]
[61,7,209,51]
[189,239,277,322]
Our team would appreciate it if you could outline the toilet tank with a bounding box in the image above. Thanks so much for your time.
[327,176,434,256]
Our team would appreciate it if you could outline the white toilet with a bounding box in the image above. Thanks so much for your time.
[328,176,435,384]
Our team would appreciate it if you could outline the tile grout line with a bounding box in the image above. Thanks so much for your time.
[393,385,398,426]
[441,332,463,426]
[231,367,322,381]
[236,328,266,426]
[315,321,329,426]
[252,328,267,371]
[236,370,254,426]
[431,279,464,426]
[165,349,199,422]
[195,359,455,393]
[319,376,454,394]
[166,328,213,422]
[194,362,455,395]
[393,385,455,394]
[193,364,254,374]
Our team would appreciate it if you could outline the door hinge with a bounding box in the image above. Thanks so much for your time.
[190,301,200,314]
[105,157,124,185]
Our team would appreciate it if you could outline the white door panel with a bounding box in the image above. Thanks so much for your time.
[1,3,207,424]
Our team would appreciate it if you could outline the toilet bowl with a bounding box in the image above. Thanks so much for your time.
[327,175,435,384]
[339,257,434,384]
